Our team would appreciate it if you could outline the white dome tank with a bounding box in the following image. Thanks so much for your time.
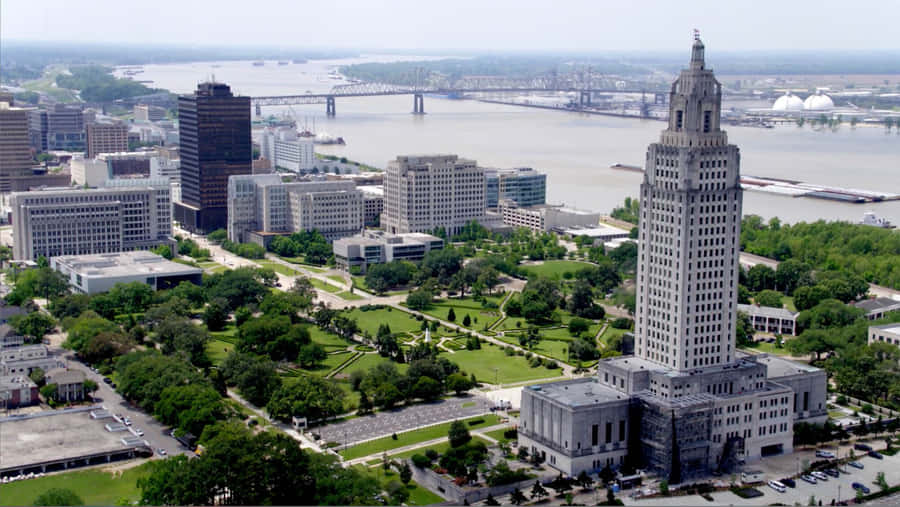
[803,91,835,111]
[772,92,804,111]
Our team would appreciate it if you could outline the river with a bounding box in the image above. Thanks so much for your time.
[118,57,900,225]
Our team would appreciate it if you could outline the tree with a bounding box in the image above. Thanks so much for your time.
[746,264,776,292]
[510,488,527,505]
[548,473,572,496]
[238,314,292,356]
[568,317,591,337]
[737,285,752,304]
[568,279,601,318]
[34,488,84,506]
[156,384,225,436]
[775,259,813,295]
[406,288,433,311]
[207,229,227,243]
[357,390,373,415]
[298,343,327,368]
[447,308,456,322]
[447,373,474,395]
[29,368,46,387]
[40,383,58,401]
[413,376,442,401]
[485,493,500,506]
[462,314,471,327]
[530,481,549,501]
[10,311,56,342]
[735,312,754,347]
[266,376,345,422]
[754,289,784,308]
[576,470,595,490]
[221,352,282,407]
[261,291,312,323]
[374,383,403,409]
[449,420,472,447]
[81,331,135,365]
[332,315,359,340]
[399,462,413,485]
[202,298,229,331]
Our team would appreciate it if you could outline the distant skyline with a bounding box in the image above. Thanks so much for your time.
[2,0,898,52]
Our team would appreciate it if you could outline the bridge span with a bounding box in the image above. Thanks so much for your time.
[251,82,667,117]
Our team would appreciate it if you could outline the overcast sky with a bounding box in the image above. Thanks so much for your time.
[2,0,897,52]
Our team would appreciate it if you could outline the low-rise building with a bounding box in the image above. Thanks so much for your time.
[359,186,384,226]
[499,202,601,232]
[333,230,443,273]
[855,297,900,321]
[259,127,316,173]
[51,251,203,294]
[227,174,364,243]
[85,122,129,158]
[0,375,39,409]
[0,325,25,349]
[868,323,900,347]
[0,306,27,325]
[484,167,547,209]
[0,345,63,376]
[134,104,166,122]
[561,224,632,244]
[737,304,799,336]
[45,368,86,402]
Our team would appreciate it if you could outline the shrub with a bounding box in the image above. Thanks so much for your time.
[412,454,431,468]
[611,317,633,330]
[425,449,439,461]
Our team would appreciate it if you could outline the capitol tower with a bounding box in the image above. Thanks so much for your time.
[518,36,827,482]
[633,34,742,370]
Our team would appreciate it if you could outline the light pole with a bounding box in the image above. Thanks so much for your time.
[494,367,500,389]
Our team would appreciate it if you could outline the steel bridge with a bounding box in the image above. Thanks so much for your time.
[251,81,667,116]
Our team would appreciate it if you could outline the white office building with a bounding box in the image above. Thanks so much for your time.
[499,202,601,232]
[51,251,203,294]
[333,230,444,273]
[227,174,363,243]
[868,323,900,347]
[260,127,316,173]
[382,154,485,236]
[519,38,826,480]
[359,185,384,226]
[10,184,172,260]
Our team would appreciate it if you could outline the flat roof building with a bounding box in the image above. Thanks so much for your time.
[260,127,316,173]
[86,122,129,158]
[868,323,900,347]
[134,104,166,123]
[484,167,547,209]
[359,185,384,226]
[0,101,35,193]
[383,154,486,237]
[333,230,444,273]
[227,174,363,243]
[561,224,632,244]
[10,184,172,260]
[50,251,202,294]
[0,375,39,409]
[499,202,601,232]
[855,297,900,321]
[1,344,63,376]
[737,303,799,336]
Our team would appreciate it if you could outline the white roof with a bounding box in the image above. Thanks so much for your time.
[803,91,834,111]
[563,224,630,237]
[772,92,804,111]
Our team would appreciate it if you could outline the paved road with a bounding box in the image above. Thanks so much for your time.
[316,395,493,448]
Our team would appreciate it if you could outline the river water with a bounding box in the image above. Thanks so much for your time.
[119,57,900,225]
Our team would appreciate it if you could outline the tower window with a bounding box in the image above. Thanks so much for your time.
[703,111,711,133]
[676,111,684,130]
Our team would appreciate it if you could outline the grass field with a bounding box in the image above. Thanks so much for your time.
[443,343,562,384]
[420,295,504,328]
[520,260,594,280]
[598,326,629,346]
[328,274,348,284]
[337,291,365,301]
[740,340,794,356]
[206,338,234,365]
[483,428,516,444]
[254,259,302,276]
[352,466,445,506]
[345,307,422,336]
[497,333,573,364]
[388,436,492,459]
[276,256,327,272]
[0,462,153,506]
[352,275,408,296]
[339,414,501,460]
[307,325,353,349]
[339,353,409,377]
[210,324,238,342]
[298,350,354,376]
[310,278,342,293]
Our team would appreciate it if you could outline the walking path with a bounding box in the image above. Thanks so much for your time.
[226,389,324,453]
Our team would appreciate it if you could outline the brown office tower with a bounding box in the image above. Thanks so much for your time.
[173,82,251,233]
[0,101,35,193]
[86,122,129,158]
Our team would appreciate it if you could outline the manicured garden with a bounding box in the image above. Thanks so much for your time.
[337,291,365,301]
[310,278,341,293]
[519,260,595,280]
[442,343,562,384]
[255,259,302,276]
[339,414,502,460]
[339,352,410,377]
[345,307,423,337]
[352,466,445,506]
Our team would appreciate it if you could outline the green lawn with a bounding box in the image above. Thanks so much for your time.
[298,350,354,376]
[345,307,422,336]
[740,340,794,356]
[420,295,505,328]
[255,259,302,276]
[598,326,629,347]
[520,260,594,280]
[783,296,797,312]
[338,353,409,377]
[443,343,562,384]
[210,324,239,343]
[352,466,445,506]
[497,333,574,364]
[339,415,501,460]
[276,257,327,272]
[307,325,353,349]
[310,278,342,293]
[0,462,152,506]
[337,291,365,301]
[206,338,234,365]
[352,275,408,296]
[483,428,516,444]
[328,274,348,284]
[389,436,492,459]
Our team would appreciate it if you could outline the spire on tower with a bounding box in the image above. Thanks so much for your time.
[691,30,705,69]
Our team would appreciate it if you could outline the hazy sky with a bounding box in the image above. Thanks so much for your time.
[2,0,898,52]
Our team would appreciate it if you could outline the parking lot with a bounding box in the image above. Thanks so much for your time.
[624,449,900,506]
[316,395,493,447]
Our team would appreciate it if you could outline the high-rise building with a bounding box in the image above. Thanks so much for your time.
[382,154,485,236]
[484,167,547,208]
[173,82,251,233]
[47,104,85,151]
[259,127,316,173]
[0,101,35,193]
[133,104,166,122]
[28,109,49,153]
[10,183,172,260]
[517,38,826,480]
[227,174,363,244]
[85,122,129,158]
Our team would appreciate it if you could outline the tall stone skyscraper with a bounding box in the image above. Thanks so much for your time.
[633,36,742,370]
[174,82,251,234]
[517,37,827,481]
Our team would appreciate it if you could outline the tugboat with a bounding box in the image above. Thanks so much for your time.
[252,61,265,67]
[860,211,895,229]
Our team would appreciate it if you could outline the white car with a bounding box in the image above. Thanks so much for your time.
[157,448,167,456]
[123,418,132,426]
[134,428,144,436]
[811,471,828,481]
[815,450,836,459]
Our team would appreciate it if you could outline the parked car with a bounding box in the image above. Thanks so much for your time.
[768,480,786,493]
[800,474,817,484]
[849,461,865,469]
[157,448,167,456]
[824,468,840,477]
[103,377,112,384]
[868,451,884,460]
[854,443,872,452]
[851,482,871,494]
[134,428,144,436]
[811,471,829,481]
[780,478,796,488]
[123,418,132,426]
[815,450,836,459]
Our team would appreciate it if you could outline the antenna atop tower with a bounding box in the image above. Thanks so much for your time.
[693,28,700,41]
